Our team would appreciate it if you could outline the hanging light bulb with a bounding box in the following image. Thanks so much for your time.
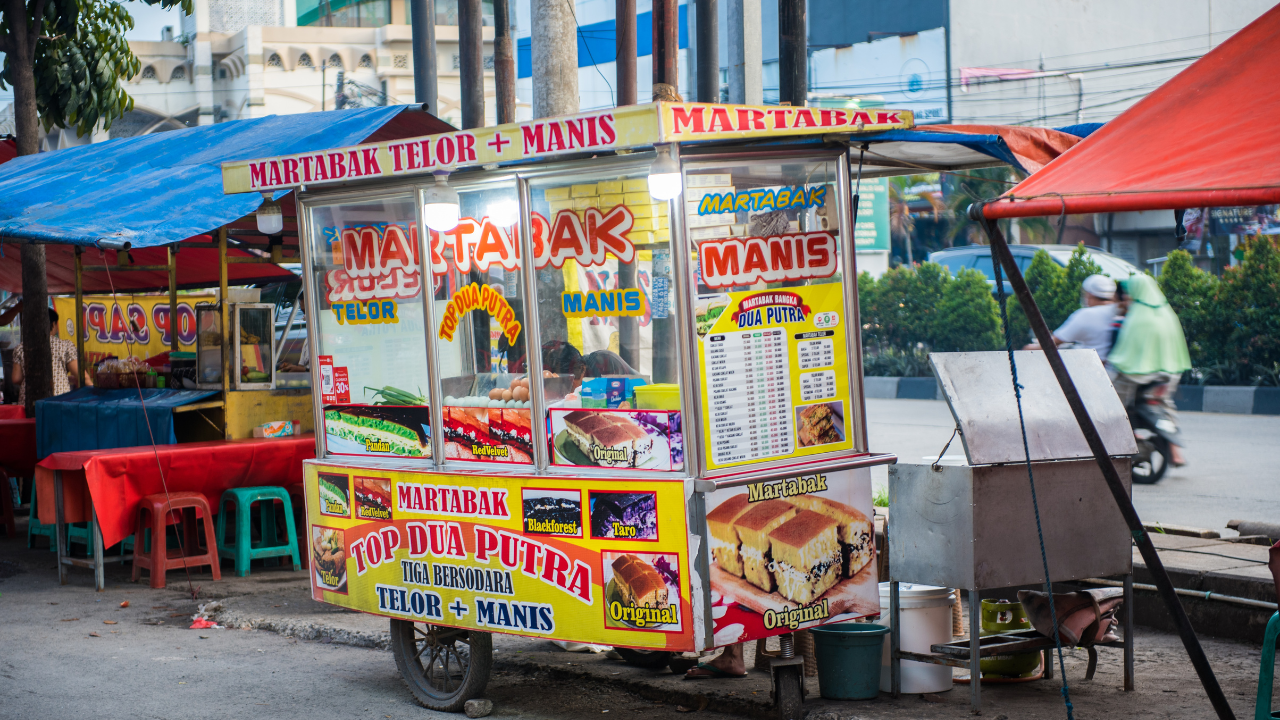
[256,193,284,235]
[488,198,520,227]
[422,172,461,232]
[647,144,683,201]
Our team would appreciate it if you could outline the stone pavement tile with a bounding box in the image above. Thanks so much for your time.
[1147,533,1229,550]
[1136,548,1262,573]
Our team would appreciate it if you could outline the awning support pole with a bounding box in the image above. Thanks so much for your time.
[74,247,84,387]
[218,227,230,421]
[972,202,1235,720]
[167,244,179,358]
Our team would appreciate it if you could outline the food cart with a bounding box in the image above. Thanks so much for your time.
[221,101,904,715]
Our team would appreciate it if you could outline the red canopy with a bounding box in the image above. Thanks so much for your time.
[984,4,1280,219]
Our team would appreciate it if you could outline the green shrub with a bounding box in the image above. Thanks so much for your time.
[1216,236,1280,380]
[1158,250,1219,368]
[933,268,1002,352]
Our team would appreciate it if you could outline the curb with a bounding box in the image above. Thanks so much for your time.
[864,376,1280,414]
[208,606,392,650]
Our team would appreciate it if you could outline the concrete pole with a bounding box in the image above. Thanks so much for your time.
[531,0,579,118]
[410,0,438,111]
[725,0,762,104]
[777,0,806,106]
[494,0,517,123]
[696,0,719,102]
[652,0,679,88]
[616,0,637,105]
[459,0,486,128]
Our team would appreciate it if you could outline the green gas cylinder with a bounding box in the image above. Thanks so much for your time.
[978,598,1042,678]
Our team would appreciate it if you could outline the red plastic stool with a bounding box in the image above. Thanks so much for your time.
[285,483,309,570]
[131,492,221,589]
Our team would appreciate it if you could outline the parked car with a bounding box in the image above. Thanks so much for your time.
[928,245,1141,294]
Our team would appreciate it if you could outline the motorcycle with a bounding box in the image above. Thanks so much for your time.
[1128,379,1182,484]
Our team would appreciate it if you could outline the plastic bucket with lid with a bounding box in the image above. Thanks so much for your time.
[810,623,890,700]
[874,582,955,694]
[635,383,681,410]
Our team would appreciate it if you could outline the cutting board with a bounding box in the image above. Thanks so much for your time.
[711,562,880,620]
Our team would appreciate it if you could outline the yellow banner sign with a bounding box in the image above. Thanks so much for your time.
[53,295,214,361]
[304,462,696,650]
[221,103,913,195]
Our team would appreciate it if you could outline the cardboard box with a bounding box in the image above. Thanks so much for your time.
[548,200,574,213]
[544,186,571,201]
[571,183,598,198]
[689,226,732,240]
[599,193,626,208]
[623,178,649,192]
[573,197,597,210]
[624,191,651,205]
[597,180,624,194]
[687,174,733,188]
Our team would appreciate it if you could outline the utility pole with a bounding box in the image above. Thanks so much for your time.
[494,0,517,123]
[725,0,762,104]
[652,0,679,90]
[696,0,719,102]
[616,0,637,105]
[410,0,438,111]
[531,0,579,118]
[459,0,485,128]
[777,0,806,106]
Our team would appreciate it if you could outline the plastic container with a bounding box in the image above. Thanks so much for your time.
[875,582,955,694]
[980,599,1040,677]
[810,622,890,700]
[635,383,680,410]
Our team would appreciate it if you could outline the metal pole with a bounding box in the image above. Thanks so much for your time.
[889,580,901,696]
[493,0,517,124]
[55,470,66,585]
[652,0,679,87]
[724,0,762,104]
[167,245,179,358]
[411,0,438,111]
[972,205,1236,720]
[696,0,719,102]
[1124,573,1135,691]
[91,503,105,591]
[458,0,485,129]
[615,0,637,105]
[218,228,230,414]
[74,247,85,388]
[777,0,805,107]
[969,588,981,712]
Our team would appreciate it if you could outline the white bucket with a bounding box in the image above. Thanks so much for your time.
[875,582,955,694]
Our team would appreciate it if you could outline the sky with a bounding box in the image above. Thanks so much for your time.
[1,2,184,106]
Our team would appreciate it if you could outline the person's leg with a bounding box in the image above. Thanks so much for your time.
[685,642,746,677]
[1160,373,1186,466]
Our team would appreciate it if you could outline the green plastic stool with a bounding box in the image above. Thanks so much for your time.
[216,487,301,576]
[27,489,60,551]
[1257,611,1280,720]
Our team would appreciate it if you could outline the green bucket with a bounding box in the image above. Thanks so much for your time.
[810,623,890,700]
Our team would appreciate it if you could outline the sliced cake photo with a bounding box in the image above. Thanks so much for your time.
[789,495,875,577]
[767,509,842,605]
[706,493,753,577]
[732,499,798,592]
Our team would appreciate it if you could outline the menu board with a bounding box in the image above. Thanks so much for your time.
[696,283,854,471]
[303,462,695,651]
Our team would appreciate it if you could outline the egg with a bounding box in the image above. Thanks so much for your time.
[502,388,514,401]
[489,387,504,400]
[513,386,529,402]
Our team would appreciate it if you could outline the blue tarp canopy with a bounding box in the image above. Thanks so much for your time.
[0,106,453,249]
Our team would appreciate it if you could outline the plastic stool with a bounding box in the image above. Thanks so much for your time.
[285,484,309,570]
[26,489,60,551]
[131,492,221,589]
[1257,611,1280,720]
[216,487,301,576]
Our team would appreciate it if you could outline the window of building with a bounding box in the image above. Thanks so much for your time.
[327,54,343,69]
[392,54,408,69]
[267,53,283,68]
[298,53,314,68]
[170,66,186,81]
[140,66,156,80]
[358,54,373,69]
[219,67,228,79]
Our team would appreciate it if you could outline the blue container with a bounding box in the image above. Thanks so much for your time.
[810,623,891,700]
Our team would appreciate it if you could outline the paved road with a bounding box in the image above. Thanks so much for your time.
[865,398,1280,536]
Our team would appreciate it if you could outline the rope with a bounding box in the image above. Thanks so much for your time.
[989,242,1074,719]
[99,251,201,601]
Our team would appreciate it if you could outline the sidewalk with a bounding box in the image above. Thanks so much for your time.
[2,529,1269,719]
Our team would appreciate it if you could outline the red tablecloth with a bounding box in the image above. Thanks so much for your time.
[0,405,26,420]
[36,435,316,548]
[0,419,38,478]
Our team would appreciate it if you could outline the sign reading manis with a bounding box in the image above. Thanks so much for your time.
[223,103,912,194]
[698,232,839,288]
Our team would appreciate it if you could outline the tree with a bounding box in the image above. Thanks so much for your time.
[932,267,1002,352]
[1215,236,1280,380]
[0,0,190,412]
[1158,249,1220,368]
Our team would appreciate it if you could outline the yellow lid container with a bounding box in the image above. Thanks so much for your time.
[635,383,681,410]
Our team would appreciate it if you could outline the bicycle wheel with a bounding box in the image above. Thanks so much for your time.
[389,619,493,712]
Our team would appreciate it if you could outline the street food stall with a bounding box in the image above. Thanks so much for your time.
[221,101,920,715]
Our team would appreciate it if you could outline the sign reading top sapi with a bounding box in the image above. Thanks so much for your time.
[222,102,913,195]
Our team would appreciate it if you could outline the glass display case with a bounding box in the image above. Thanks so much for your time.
[233,303,276,390]
[195,303,222,389]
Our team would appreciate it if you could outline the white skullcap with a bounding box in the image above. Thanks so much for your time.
[1081,274,1116,300]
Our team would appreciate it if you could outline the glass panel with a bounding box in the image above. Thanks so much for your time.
[308,196,433,461]
[428,180,535,465]
[684,155,857,472]
[527,164,685,472]
[235,305,274,388]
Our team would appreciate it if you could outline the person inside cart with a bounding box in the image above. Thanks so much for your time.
[501,333,639,385]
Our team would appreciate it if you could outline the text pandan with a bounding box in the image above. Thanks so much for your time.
[438,283,523,345]
[697,185,827,215]
[699,232,838,289]
[731,291,813,328]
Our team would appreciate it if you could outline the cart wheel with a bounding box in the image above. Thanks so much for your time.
[773,664,804,720]
[389,619,492,712]
[614,647,675,670]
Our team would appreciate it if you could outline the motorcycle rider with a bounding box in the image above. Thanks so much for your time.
[1108,274,1191,467]
[1024,274,1118,360]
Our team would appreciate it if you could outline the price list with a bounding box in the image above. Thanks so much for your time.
[799,369,837,401]
[705,328,794,465]
[796,333,835,370]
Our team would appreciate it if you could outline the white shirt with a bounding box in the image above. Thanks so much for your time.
[1054,303,1118,361]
